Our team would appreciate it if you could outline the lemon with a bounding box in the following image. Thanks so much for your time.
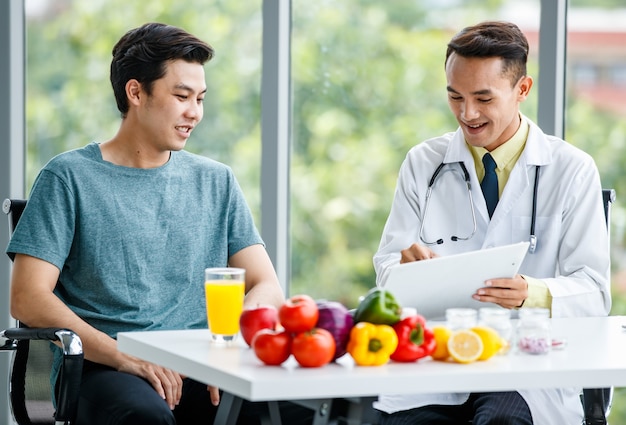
[431,325,452,361]
[471,326,504,361]
[447,329,483,364]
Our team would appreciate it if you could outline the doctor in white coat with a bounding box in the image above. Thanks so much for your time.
[373,21,610,425]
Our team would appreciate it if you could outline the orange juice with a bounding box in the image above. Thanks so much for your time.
[204,280,245,336]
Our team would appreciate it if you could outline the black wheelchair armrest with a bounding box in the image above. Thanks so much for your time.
[1,327,84,423]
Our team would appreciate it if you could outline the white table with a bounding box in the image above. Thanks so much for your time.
[118,316,626,424]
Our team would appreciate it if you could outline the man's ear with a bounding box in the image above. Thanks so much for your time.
[126,79,142,107]
[517,75,533,101]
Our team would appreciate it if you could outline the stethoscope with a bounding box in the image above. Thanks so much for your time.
[418,161,540,254]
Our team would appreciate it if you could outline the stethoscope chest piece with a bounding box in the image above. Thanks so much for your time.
[420,162,540,254]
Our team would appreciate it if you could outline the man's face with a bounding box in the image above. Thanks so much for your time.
[445,53,532,151]
[138,59,207,152]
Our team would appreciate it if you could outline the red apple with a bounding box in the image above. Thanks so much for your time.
[239,304,279,346]
[279,294,319,334]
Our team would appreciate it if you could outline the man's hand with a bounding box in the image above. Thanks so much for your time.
[472,274,528,309]
[400,243,439,263]
[118,356,223,408]
[118,359,183,410]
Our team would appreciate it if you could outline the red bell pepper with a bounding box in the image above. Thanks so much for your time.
[390,314,436,362]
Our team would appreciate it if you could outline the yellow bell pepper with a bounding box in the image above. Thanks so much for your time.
[347,322,399,366]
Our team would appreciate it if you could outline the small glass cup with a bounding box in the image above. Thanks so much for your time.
[479,307,512,355]
[445,308,477,330]
[204,267,246,344]
[516,308,551,355]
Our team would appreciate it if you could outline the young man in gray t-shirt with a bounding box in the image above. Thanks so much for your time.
[7,23,299,425]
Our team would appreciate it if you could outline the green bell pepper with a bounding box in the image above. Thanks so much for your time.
[353,287,402,325]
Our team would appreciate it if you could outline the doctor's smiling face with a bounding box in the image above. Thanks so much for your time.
[445,53,533,152]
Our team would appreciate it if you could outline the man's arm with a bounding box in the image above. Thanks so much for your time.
[10,254,184,410]
[228,244,285,309]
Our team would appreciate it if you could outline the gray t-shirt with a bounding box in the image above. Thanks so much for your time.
[7,142,263,337]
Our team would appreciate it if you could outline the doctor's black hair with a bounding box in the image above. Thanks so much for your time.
[445,21,529,87]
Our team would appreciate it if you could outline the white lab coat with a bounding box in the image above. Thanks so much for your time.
[373,116,611,424]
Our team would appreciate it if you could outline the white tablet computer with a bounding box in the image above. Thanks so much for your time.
[381,241,530,320]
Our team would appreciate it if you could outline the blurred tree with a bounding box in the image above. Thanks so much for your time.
[291,3,454,305]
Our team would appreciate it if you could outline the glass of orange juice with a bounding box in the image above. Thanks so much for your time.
[204,267,245,344]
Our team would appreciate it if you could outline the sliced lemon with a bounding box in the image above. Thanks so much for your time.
[431,325,452,361]
[471,326,504,361]
[447,329,483,364]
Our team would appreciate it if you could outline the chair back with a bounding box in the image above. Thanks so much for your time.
[3,198,27,232]
[3,199,26,261]
[3,199,57,424]
[581,188,615,425]
[602,189,616,235]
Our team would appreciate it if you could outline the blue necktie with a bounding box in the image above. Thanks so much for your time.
[481,153,498,218]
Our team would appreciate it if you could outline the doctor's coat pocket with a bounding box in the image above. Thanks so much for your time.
[512,215,560,255]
